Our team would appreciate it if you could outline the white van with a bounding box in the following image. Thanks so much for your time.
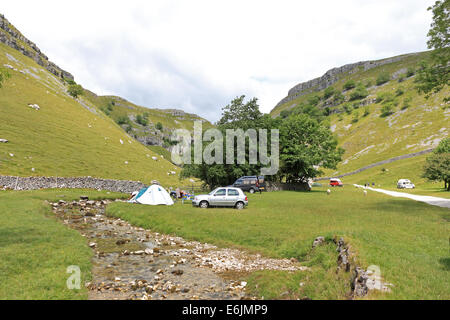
[397,179,415,189]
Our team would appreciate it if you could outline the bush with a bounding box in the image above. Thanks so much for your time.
[343,80,356,91]
[333,91,345,105]
[323,107,331,116]
[349,84,369,101]
[307,95,320,106]
[380,103,395,117]
[343,104,353,114]
[136,114,148,126]
[395,87,404,96]
[68,84,84,98]
[402,97,412,110]
[156,122,163,131]
[352,110,359,123]
[280,109,292,119]
[363,106,370,117]
[406,67,415,77]
[376,72,390,86]
[116,116,130,125]
[323,87,335,100]
[125,125,133,133]
[376,92,395,104]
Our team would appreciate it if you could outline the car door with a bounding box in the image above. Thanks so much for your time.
[211,188,227,206]
[226,188,240,207]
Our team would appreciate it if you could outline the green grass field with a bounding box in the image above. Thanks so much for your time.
[1,188,448,300]
[0,189,126,300]
[106,188,449,300]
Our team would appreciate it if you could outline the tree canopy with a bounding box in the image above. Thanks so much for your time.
[181,96,343,188]
[416,0,449,99]
[423,138,450,190]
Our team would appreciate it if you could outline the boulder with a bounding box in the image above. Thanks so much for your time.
[312,236,325,248]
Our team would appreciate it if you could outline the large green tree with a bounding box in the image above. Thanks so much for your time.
[181,96,281,188]
[279,114,344,183]
[416,0,449,99]
[423,138,450,190]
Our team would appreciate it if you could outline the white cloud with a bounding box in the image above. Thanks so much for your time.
[2,0,434,121]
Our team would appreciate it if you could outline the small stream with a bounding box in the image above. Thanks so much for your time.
[52,198,305,300]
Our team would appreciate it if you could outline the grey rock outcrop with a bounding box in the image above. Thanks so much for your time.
[275,54,418,109]
[0,14,74,81]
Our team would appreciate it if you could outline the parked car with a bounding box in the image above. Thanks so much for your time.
[330,178,343,187]
[231,176,266,193]
[397,179,415,189]
[192,187,248,209]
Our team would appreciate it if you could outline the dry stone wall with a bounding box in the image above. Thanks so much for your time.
[0,175,145,193]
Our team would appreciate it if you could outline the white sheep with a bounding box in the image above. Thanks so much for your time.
[364,190,368,196]
[327,189,331,195]
[152,156,158,161]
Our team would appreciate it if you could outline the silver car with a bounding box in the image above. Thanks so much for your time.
[192,187,248,209]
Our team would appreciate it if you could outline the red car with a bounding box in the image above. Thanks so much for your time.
[330,178,343,187]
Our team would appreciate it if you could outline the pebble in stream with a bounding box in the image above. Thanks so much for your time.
[51,199,307,300]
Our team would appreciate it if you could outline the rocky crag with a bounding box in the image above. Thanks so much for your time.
[0,13,73,81]
[275,54,417,108]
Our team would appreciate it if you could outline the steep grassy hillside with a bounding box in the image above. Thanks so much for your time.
[272,52,449,190]
[84,91,213,158]
[0,42,182,185]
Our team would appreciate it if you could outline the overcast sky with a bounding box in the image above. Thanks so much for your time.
[2,0,434,121]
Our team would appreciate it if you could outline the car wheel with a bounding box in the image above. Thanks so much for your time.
[235,202,244,210]
[249,188,255,194]
[199,201,209,209]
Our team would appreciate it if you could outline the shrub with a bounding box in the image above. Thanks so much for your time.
[116,116,130,125]
[307,95,320,106]
[402,97,412,110]
[125,125,133,133]
[333,91,345,105]
[376,72,390,86]
[136,114,148,126]
[156,122,163,131]
[343,80,356,91]
[376,92,395,104]
[323,107,331,116]
[363,106,370,117]
[380,103,395,117]
[280,109,292,119]
[349,84,369,101]
[406,67,415,77]
[323,87,335,100]
[343,104,353,114]
[352,110,359,123]
[68,84,84,98]
[395,87,404,96]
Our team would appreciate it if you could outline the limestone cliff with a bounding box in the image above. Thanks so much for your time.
[275,53,418,109]
[0,13,74,81]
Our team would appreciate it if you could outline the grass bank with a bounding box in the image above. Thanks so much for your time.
[106,188,449,299]
[0,189,126,300]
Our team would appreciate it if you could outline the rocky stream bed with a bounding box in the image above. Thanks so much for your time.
[51,198,306,300]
